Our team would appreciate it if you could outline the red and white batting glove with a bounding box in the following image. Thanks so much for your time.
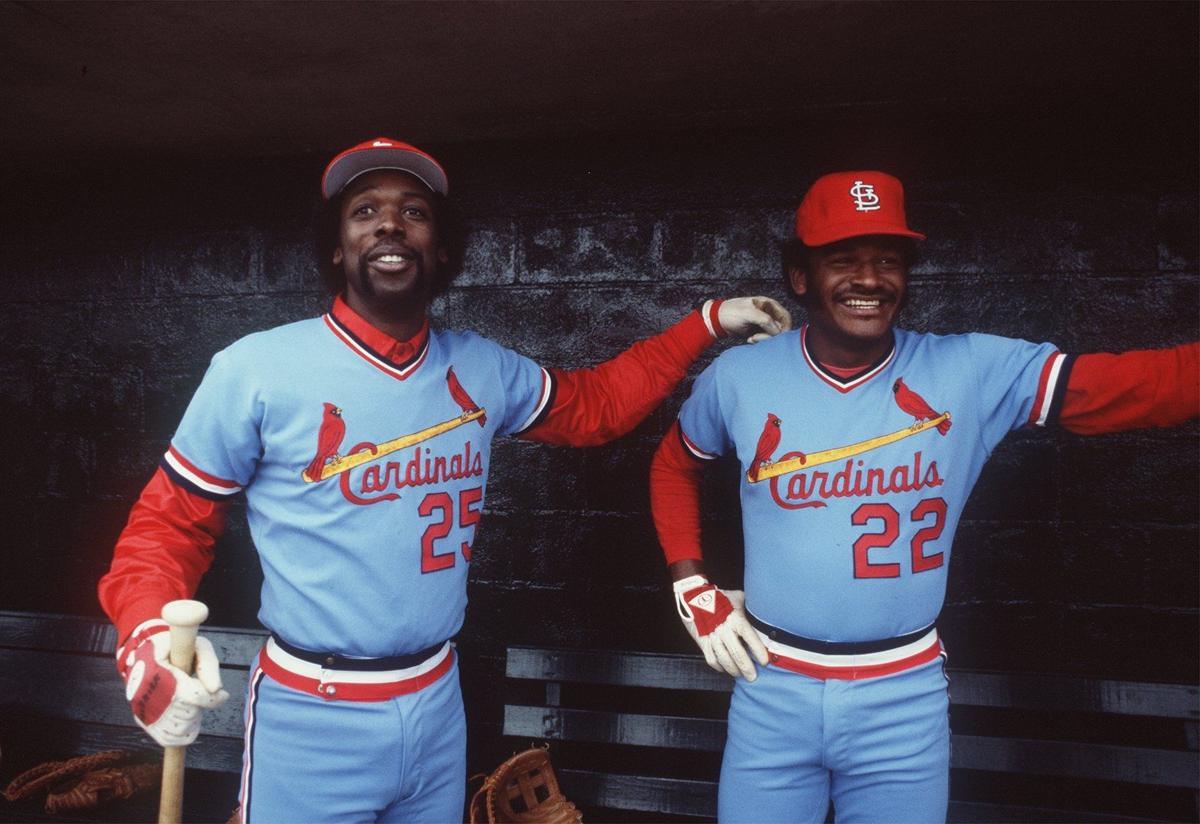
[116,619,229,747]
[673,575,769,680]
[703,297,793,344]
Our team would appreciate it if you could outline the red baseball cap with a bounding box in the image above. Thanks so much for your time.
[321,137,449,199]
[794,171,925,246]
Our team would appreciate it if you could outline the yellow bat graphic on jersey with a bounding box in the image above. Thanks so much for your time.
[749,412,950,484]
[303,410,486,483]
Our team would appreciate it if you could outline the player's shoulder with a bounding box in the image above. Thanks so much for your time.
[432,326,511,356]
[895,327,1057,366]
[685,330,797,402]
[896,326,1004,353]
[218,316,325,359]
[711,328,799,371]
[431,327,537,373]
[906,326,1049,348]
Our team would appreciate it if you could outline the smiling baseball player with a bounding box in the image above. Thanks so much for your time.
[651,171,1199,822]
[98,137,791,823]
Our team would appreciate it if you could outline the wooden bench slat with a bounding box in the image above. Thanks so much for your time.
[0,648,248,739]
[553,772,1160,823]
[0,611,268,667]
[946,800,1158,823]
[506,646,1199,719]
[504,705,726,751]
[70,722,244,774]
[0,612,119,655]
[206,631,272,669]
[949,671,1199,720]
[506,646,732,693]
[558,769,717,818]
[952,734,1200,789]
[508,706,1199,789]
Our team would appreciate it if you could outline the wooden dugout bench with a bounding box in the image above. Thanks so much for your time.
[502,646,1200,823]
[2,612,1197,822]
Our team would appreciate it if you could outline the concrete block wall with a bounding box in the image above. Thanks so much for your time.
[1,118,1195,780]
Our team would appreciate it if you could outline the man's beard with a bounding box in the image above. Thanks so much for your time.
[354,256,431,316]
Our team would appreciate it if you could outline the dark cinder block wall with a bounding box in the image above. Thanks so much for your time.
[2,111,1196,774]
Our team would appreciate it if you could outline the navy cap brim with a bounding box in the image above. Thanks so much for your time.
[322,147,448,199]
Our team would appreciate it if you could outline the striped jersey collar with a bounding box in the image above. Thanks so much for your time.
[800,325,896,393]
[325,295,431,380]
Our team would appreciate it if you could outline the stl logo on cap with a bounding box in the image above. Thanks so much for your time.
[849,180,881,212]
[794,171,926,247]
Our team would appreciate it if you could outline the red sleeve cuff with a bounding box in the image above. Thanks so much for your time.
[679,306,721,352]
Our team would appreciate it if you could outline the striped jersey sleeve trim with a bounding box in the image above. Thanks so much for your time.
[512,368,557,435]
[1029,352,1073,427]
[161,446,243,499]
[679,427,719,461]
[1043,354,1076,426]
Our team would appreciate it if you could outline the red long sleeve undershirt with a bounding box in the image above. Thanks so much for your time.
[651,344,1200,567]
[99,309,721,640]
[520,310,716,446]
[98,469,230,640]
[1057,344,1198,435]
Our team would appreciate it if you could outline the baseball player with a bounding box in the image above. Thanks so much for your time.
[651,170,1199,822]
[97,137,792,823]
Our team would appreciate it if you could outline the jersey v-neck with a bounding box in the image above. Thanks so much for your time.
[323,295,431,381]
[799,325,895,394]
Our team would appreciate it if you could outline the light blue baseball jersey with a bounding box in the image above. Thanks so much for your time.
[162,307,551,656]
[678,325,1067,643]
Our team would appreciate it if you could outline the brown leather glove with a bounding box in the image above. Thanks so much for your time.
[3,750,129,802]
[3,750,160,813]
[469,746,582,823]
[45,763,161,813]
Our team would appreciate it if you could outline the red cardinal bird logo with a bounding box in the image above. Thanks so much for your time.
[892,378,951,435]
[305,403,347,482]
[446,366,486,427]
[751,412,787,481]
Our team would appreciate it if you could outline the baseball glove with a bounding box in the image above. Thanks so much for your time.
[3,750,160,813]
[45,762,161,813]
[3,750,129,802]
[469,746,582,824]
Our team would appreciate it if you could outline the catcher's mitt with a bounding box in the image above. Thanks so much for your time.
[469,746,582,824]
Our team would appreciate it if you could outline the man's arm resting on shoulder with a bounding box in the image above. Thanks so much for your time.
[521,298,789,447]
[98,468,231,747]
[1058,342,1199,435]
[651,422,768,680]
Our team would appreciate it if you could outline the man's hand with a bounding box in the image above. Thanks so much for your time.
[718,296,792,343]
[116,620,229,747]
[674,575,769,680]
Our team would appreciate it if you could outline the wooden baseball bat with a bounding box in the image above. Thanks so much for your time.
[157,599,209,824]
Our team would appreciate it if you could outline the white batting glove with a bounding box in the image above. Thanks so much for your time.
[674,575,769,680]
[716,296,792,343]
[116,619,229,747]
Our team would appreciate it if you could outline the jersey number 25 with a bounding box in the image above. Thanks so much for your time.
[419,487,484,573]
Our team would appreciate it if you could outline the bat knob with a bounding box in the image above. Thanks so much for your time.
[162,600,209,629]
